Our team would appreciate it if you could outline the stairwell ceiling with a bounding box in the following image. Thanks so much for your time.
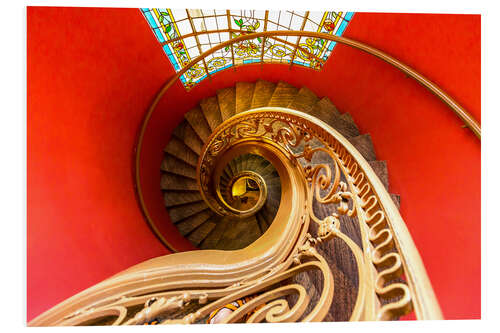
[140,9,354,89]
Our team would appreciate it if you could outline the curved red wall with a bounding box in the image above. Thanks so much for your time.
[28,8,480,322]
[27,7,173,321]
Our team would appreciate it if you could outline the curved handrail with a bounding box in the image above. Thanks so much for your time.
[196,108,443,320]
[31,108,443,325]
[135,30,480,251]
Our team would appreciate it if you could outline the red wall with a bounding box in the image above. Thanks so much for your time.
[27,7,173,321]
[28,8,480,322]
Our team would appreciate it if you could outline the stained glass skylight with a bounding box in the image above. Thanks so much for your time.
[141,9,354,89]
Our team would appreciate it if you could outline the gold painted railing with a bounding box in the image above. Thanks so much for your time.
[30,108,442,325]
[196,108,443,321]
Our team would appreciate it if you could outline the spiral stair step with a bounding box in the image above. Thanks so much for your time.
[176,210,214,236]
[348,134,377,161]
[250,80,275,109]
[368,160,389,191]
[200,96,223,132]
[161,154,197,179]
[340,112,355,124]
[312,96,341,118]
[391,193,401,209]
[160,173,198,191]
[164,191,203,208]
[288,86,320,113]
[255,213,269,233]
[172,120,204,155]
[268,81,299,108]
[186,221,217,246]
[235,82,255,114]
[184,106,212,142]
[164,137,199,167]
[199,216,231,249]
[216,87,236,121]
[167,201,210,223]
[215,215,261,250]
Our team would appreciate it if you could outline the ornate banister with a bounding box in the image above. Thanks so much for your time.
[196,108,443,321]
[31,107,442,325]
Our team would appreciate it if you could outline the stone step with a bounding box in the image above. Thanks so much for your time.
[176,210,213,236]
[168,201,209,223]
[200,96,223,132]
[348,134,376,161]
[288,86,319,113]
[164,191,203,208]
[251,80,276,109]
[164,137,199,167]
[160,173,198,191]
[172,120,204,155]
[187,221,217,246]
[161,154,197,179]
[184,106,212,143]
[216,87,236,121]
[268,81,299,108]
[235,82,255,114]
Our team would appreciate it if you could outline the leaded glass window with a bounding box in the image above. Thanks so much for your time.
[141,9,354,89]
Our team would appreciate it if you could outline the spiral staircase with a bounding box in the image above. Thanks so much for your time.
[161,80,400,251]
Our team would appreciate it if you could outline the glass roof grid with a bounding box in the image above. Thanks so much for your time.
[142,8,354,88]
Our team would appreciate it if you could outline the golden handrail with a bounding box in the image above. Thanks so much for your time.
[196,108,443,320]
[31,108,444,325]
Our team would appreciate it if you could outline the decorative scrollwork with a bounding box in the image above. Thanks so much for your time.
[196,109,420,322]
[31,108,439,326]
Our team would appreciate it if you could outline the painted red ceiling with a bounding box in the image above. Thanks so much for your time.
[27,7,480,322]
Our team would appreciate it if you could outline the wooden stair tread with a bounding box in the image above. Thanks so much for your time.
[187,221,217,246]
[161,173,198,191]
[200,96,223,132]
[167,201,209,223]
[391,193,401,209]
[340,112,355,124]
[172,120,204,155]
[288,86,319,113]
[256,213,269,234]
[164,137,199,166]
[217,216,261,250]
[368,160,389,191]
[268,81,299,108]
[184,107,212,142]
[164,191,203,207]
[235,82,255,113]
[176,210,213,236]
[161,154,197,179]
[199,217,230,249]
[311,97,341,118]
[251,80,276,109]
[216,87,236,121]
[348,134,376,161]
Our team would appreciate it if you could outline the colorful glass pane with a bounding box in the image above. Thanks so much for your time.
[140,9,354,89]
